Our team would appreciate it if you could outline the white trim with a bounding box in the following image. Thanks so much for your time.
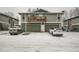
[46,22,61,23]
[0,21,9,25]
[72,23,79,25]
[64,25,68,26]
[21,22,62,23]
[25,23,26,32]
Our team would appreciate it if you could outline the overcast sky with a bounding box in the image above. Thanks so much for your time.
[0,7,75,24]
[0,7,75,14]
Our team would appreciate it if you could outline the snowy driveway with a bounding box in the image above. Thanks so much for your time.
[0,32,79,52]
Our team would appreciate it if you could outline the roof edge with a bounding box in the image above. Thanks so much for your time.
[64,15,79,21]
[0,13,18,21]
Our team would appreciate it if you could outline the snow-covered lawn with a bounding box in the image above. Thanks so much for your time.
[0,32,79,52]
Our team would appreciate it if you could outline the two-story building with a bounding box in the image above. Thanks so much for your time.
[0,13,19,31]
[63,16,79,31]
[19,8,64,32]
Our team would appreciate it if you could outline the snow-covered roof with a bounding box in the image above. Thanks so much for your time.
[0,12,18,21]
[64,15,79,21]
[19,8,64,15]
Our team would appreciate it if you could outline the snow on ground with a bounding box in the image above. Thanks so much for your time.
[0,31,79,52]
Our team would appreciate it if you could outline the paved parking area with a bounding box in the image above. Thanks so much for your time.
[0,32,79,52]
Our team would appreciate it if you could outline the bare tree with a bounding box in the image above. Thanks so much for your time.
[74,7,79,16]
[63,10,69,20]
[70,7,79,17]
[69,9,74,17]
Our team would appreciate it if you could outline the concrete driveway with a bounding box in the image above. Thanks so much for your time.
[0,32,79,52]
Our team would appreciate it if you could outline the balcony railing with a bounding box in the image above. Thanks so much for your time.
[28,16,47,22]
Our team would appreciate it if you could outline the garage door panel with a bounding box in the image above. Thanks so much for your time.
[45,23,59,32]
[27,23,41,32]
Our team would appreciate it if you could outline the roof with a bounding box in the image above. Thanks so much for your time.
[19,12,63,15]
[64,16,79,22]
[34,8,49,12]
[19,8,64,15]
[0,13,18,21]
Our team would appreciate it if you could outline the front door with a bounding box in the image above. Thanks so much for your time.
[41,24,45,32]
